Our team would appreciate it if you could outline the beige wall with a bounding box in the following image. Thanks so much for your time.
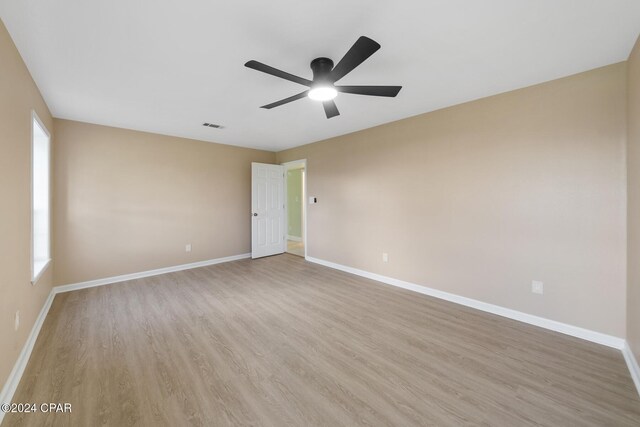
[1,8,634,394]
[0,19,54,390]
[53,120,275,285]
[278,63,628,337]
[628,35,640,363]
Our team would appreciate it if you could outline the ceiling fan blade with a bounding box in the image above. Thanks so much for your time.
[330,36,381,83]
[245,60,312,87]
[323,100,340,119]
[336,85,402,97]
[260,91,309,109]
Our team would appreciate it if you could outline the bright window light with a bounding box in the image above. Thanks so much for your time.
[308,86,338,101]
[32,112,51,283]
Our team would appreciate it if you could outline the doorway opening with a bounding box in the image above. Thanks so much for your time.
[283,160,306,258]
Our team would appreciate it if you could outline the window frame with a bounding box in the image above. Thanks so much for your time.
[31,110,51,285]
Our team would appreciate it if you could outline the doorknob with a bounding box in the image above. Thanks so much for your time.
[253,213,258,216]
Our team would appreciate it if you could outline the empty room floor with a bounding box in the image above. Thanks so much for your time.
[5,255,640,426]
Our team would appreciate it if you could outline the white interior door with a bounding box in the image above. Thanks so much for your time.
[251,163,285,259]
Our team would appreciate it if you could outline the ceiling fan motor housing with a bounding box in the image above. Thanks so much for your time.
[310,57,334,86]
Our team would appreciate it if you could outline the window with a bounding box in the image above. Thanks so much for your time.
[31,112,51,283]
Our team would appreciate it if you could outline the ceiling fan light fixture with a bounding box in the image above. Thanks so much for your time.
[308,86,337,101]
[245,37,401,118]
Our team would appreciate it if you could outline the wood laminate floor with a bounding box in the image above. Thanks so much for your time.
[4,254,640,426]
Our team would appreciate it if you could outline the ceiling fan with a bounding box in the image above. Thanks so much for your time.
[245,36,402,119]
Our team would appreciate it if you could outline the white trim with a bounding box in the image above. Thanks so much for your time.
[0,289,55,424]
[622,342,640,397]
[281,160,306,170]
[30,110,51,139]
[1,252,637,422]
[55,253,251,293]
[287,235,303,242]
[30,110,52,285]
[305,256,626,349]
[302,168,307,259]
[0,252,251,422]
[30,258,51,285]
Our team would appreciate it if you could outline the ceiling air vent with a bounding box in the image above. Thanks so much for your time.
[202,123,223,129]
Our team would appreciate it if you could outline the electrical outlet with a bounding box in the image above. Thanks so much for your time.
[382,252,389,262]
[531,280,544,295]
[14,310,19,331]
[185,244,192,252]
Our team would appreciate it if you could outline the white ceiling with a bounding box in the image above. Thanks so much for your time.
[2,1,640,152]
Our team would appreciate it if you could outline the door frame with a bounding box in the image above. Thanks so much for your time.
[282,159,307,259]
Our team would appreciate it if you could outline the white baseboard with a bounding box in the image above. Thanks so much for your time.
[0,289,55,424]
[0,252,250,422]
[2,250,636,424]
[287,235,302,242]
[55,253,251,294]
[306,255,640,396]
[305,256,625,350]
[622,342,640,397]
